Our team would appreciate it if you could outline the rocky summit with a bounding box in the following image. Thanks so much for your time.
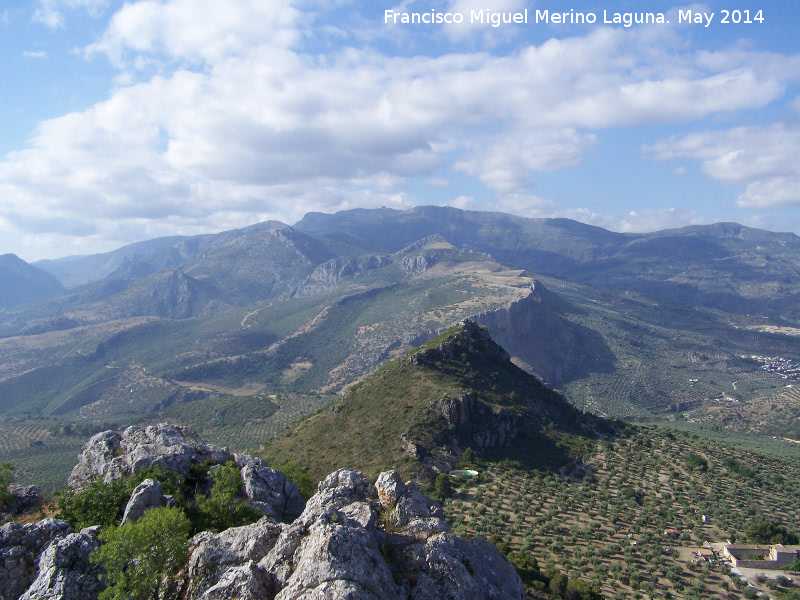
[0,426,524,600]
[186,468,523,600]
[264,319,591,481]
[68,423,304,523]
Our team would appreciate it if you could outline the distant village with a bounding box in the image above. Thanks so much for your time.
[741,355,800,383]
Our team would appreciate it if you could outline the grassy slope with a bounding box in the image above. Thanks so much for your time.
[263,321,598,482]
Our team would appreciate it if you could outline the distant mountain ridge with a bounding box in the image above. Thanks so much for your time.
[33,220,289,289]
[1,206,800,440]
[0,254,63,309]
[18,206,800,324]
[296,206,800,318]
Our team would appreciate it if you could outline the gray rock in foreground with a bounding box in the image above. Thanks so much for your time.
[19,526,104,600]
[69,424,303,523]
[0,519,72,600]
[24,426,522,600]
[6,485,44,515]
[234,454,304,523]
[187,468,524,600]
[120,478,177,525]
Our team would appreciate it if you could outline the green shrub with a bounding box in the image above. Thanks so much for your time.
[431,474,453,501]
[507,550,540,584]
[57,478,133,530]
[683,452,708,471]
[57,467,184,530]
[273,460,316,501]
[746,517,798,545]
[566,577,602,600]
[196,462,261,531]
[548,571,568,595]
[94,506,192,600]
[0,463,15,511]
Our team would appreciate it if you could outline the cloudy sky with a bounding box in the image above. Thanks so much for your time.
[2,0,800,260]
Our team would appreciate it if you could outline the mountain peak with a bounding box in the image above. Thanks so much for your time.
[409,319,510,367]
[264,320,592,482]
[0,253,63,309]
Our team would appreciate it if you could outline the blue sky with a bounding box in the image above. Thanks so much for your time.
[2,0,800,260]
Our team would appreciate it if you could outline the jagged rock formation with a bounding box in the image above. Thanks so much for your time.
[186,468,524,600]
[293,255,392,297]
[120,478,177,525]
[19,526,104,600]
[187,516,284,600]
[3,422,523,600]
[292,235,444,298]
[235,454,305,523]
[0,519,72,600]
[69,424,303,523]
[68,424,233,491]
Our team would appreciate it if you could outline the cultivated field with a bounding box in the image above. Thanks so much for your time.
[444,427,800,599]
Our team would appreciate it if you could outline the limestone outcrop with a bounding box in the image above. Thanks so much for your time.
[12,427,523,600]
[67,424,232,491]
[68,424,303,523]
[187,517,284,599]
[234,454,304,523]
[120,478,176,525]
[0,519,72,600]
[185,468,524,600]
[19,526,104,600]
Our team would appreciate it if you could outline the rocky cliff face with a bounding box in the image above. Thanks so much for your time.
[436,394,520,450]
[470,280,615,386]
[293,255,393,297]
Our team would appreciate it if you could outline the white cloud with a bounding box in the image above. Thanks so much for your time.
[33,0,109,28]
[455,129,597,193]
[442,0,527,42]
[446,193,558,219]
[493,193,559,218]
[447,195,479,210]
[5,0,800,256]
[23,50,49,59]
[562,207,706,233]
[645,123,800,208]
[86,0,302,64]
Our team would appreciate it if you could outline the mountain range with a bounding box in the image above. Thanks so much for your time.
[1,206,799,455]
